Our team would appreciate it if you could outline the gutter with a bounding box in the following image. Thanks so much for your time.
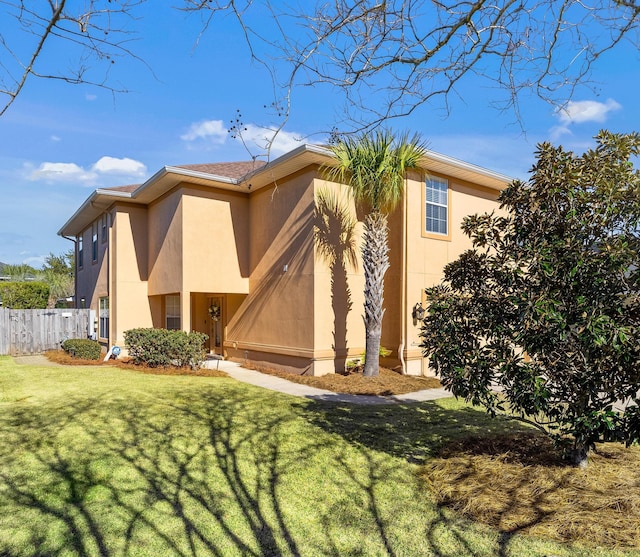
[399,176,409,375]
[424,150,514,184]
[61,234,78,309]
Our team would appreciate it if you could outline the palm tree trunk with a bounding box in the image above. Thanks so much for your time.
[362,211,390,377]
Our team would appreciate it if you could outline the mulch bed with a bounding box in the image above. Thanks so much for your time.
[246,364,443,396]
[46,351,442,394]
[422,431,640,549]
[44,350,227,377]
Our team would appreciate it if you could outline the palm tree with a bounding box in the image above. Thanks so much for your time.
[323,130,427,377]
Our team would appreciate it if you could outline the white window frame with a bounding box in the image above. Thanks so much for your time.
[165,295,181,330]
[78,235,84,268]
[99,297,109,340]
[92,222,98,262]
[425,177,449,236]
[101,214,108,244]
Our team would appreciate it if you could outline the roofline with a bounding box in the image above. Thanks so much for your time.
[424,150,513,185]
[58,143,513,237]
[57,190,101,237]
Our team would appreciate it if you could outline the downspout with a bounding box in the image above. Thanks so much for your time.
[61,235,78,308]
[399,177,408,375]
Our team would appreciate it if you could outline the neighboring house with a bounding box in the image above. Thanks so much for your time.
[58,144,511,375]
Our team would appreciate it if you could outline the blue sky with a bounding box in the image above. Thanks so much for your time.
[0,3,638,265]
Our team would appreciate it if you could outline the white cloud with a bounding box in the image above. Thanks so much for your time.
[29,162,96,183]
[92,156,147,176]
[551,98,622,141]
[28,156,147,185]
[556,99,621,124]
[181,119,228,143]
[85,94,97,101]
[50,135,61,142]
[240,125,304,156]
[180,117,305,157]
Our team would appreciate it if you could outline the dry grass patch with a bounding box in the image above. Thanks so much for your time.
[422,431,640,549]
[248,364,442,396]
[45,350,227,377]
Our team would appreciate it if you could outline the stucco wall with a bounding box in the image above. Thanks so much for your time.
[311,181,366,374]
[226,168,317,363]
[147,189,183,296]
[111,205,152,346]
[180,185,250,294]
[403,172,502,373]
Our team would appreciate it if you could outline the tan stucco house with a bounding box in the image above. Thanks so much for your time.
[58,144,511,375]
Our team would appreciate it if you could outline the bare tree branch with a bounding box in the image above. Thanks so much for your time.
[186,0,640,136]
[0,0,148,117]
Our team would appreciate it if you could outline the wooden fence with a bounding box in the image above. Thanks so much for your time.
[0,308,92,356]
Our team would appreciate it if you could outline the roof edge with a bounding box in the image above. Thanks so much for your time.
[425,149,514,185]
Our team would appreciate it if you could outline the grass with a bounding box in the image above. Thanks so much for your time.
[1,355,639,556]
[47,350,441,394]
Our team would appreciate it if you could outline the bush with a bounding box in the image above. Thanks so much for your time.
[0,281,49,309]
[124,328,208,370]
[61,338,102,360]
[421,131,640,467]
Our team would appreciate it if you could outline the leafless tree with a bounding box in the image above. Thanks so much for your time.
[0,0,146,117]
[185,0,640,132]
[6,2,637,141]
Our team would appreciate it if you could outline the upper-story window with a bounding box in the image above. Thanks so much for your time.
[425,177,449,236]
[101,214,108,243]
[92,222,98,262]
[78,235,84,268]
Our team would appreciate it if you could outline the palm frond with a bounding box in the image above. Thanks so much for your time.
[322,130,427,214]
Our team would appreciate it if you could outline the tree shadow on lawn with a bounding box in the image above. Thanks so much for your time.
[302,398,531,465]
[0,383,589,557]
[303,399,640,555]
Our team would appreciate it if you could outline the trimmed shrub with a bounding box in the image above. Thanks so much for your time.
[61,338,102,360]
[0,281,49,309]
[124,328,208,370]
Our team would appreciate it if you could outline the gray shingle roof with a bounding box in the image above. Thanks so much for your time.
[175,161,267,180]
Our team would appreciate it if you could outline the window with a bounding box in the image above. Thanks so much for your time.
[101,214,108,243]
[425,177,448,235]
[166,295,181,330]
[92,223,98,262]
[78,236,84,268]
[99,297,109,339]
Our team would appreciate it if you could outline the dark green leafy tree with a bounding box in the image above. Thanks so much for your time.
[0,282,49,309]
[420,131,640,467]
[40,249,75,306]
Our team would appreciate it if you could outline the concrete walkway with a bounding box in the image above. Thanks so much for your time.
[207,360,453,405]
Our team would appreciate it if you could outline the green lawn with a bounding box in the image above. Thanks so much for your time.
[0,356,636,557]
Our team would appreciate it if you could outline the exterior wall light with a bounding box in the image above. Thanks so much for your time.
[412,302,425,321]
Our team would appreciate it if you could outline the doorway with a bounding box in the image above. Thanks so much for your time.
[208,296,224,355]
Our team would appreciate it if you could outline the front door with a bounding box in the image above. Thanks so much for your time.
[208,296,224,355]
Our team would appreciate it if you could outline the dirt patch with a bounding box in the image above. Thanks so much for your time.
[422,431,640,549]
[246,364,442,396]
